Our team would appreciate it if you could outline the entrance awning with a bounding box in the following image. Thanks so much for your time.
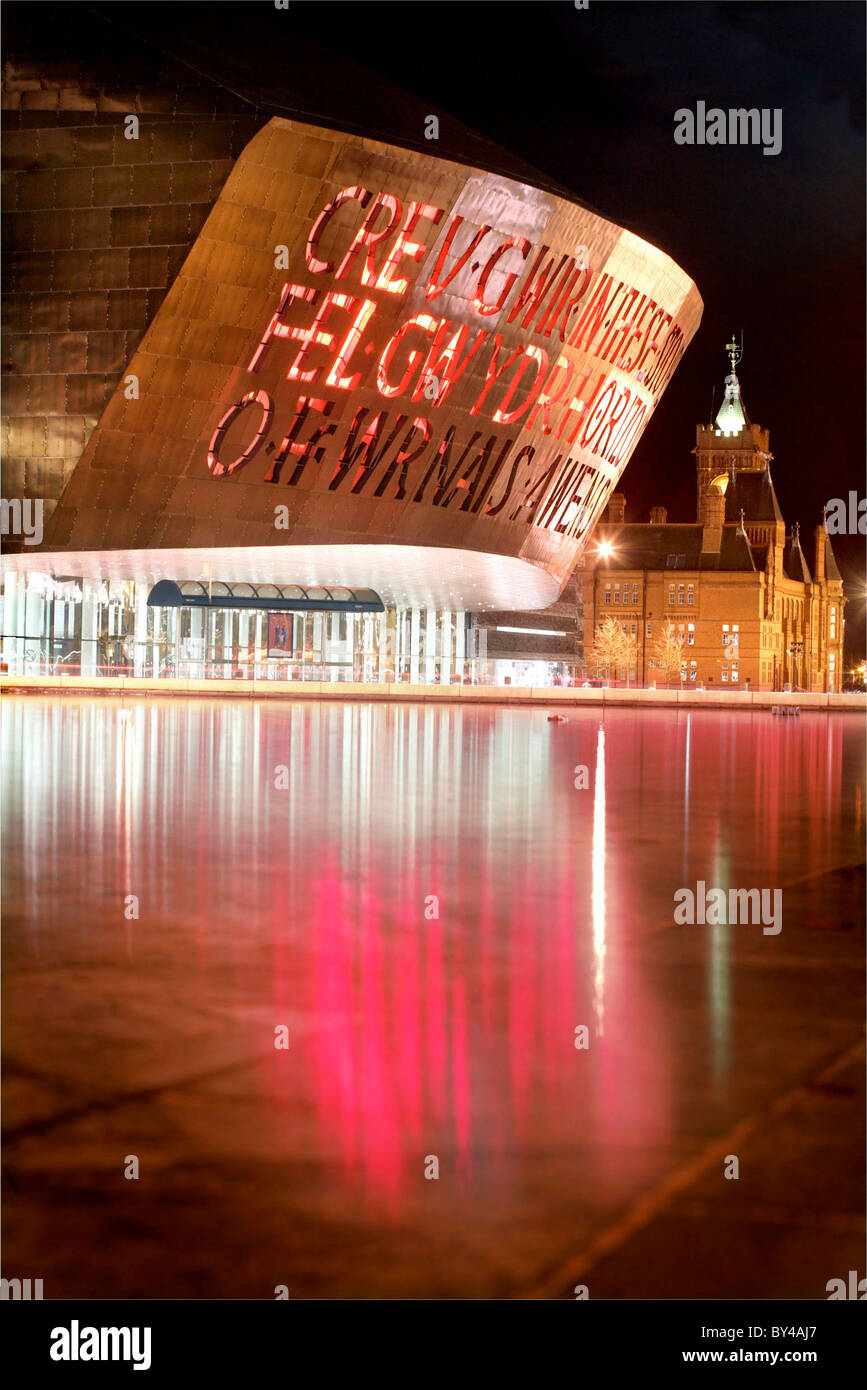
[147,580,384,612]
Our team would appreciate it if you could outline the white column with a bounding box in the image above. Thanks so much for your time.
[1,572,21,673]
[208,611,218,677]
[410,607,421,683]
[190,609,204,679]
[344,612,355,682]
[455,610,465,684]
[377,611,389,681]
[239,611,250,674]
[81,580,98,675]
[253,611,263,678]
[440,609,452,685]
[312,612,323,678]
[223,609,233,675]
[169,608,178,677]
[399,606,410,679]
[362,614,374,681]
[424,607,436,683]
[25,586,47,673]
[134,583,148,677]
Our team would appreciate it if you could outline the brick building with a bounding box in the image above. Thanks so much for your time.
[578,342,846,691]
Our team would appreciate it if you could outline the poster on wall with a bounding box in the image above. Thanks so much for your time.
[267,613,294,657]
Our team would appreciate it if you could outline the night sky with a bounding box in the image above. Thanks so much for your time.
[292,0,866,655]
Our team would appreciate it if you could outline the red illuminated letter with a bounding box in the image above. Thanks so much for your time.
[286,291,376,387]
[248,283,318,373]
[523,354,576,434]
[376,202,443,295]
[471,335,524,417]
[474,237,532,316]
[425,217,492,301]
[267,397,335,486]
[410,322,488,405]
[306,186,372,274]
[207,390,273,476]
[324,297,378,390]
[336,193,403,286]
[492,346,549,425]
[376,315,439,398]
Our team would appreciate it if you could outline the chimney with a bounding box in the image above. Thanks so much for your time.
[607,492,626,524]
[649,506,667,525]
[701,487,726,553]
[814,523,825,582]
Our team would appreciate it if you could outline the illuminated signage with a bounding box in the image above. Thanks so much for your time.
[206,171,694,548]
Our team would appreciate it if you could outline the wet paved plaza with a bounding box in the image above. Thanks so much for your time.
[2,695,864,1299]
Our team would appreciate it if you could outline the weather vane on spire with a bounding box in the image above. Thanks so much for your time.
[726,333,742,374]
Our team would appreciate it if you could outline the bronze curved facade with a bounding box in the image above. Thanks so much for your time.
[25,114,701,606]
[2,35,262,526]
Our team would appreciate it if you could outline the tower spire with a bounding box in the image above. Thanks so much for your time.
[714,333,748,437]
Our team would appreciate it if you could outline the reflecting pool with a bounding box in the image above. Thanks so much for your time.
[2,697,864,1298]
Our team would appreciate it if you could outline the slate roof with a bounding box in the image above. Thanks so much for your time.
[750,543,770,572]
[784,534,812,584]
[593,523,756,573]
[723,470,784,525]
[823,534,843,582]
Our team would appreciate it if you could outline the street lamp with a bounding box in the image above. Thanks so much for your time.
[589,540,615,682]
[788,638,804,690]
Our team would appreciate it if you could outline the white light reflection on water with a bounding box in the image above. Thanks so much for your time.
[592,722,606,1039]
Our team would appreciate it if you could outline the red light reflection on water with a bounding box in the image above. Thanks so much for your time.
[4,698,861,1224]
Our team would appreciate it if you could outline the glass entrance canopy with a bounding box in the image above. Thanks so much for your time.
[147,579,384,612]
